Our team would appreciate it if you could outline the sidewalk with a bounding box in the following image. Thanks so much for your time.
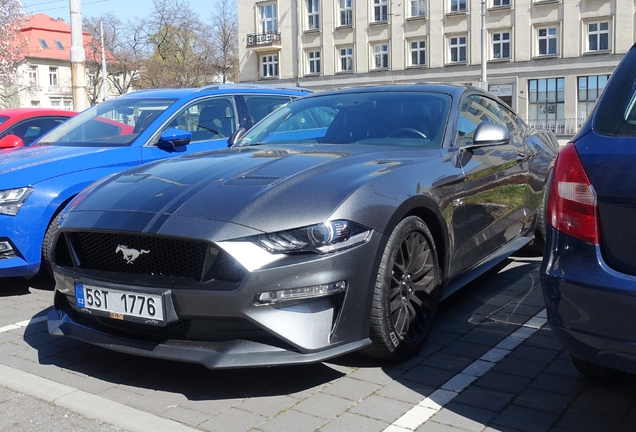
[1,256,634,432]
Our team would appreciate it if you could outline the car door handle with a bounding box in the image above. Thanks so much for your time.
[517,153,527,162]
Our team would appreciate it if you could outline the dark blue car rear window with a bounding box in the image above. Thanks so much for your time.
[594,47,636,137]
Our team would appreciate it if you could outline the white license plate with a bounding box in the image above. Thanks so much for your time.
[75,282,165,322]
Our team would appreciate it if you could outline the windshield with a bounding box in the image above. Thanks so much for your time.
[236,91,451,149]
[36,97,178,147]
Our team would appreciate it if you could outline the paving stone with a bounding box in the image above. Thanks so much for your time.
[348,366,402,385]
[430,402,497,431]
[179,390,243,415]
[423,352,475,374]
[164,406,210,426]
[320,412,388,432]
[512,387,572,415]
[523,333,566,351]
[427,330,461,347]
[543,358,581,378]
[433,319,476,335]
[415,342,445,360]
[555,407,623,432]
[416,421,474,432]
[349,394,413,423]
[376,380,432,404]
[529,372,586,397]
[97,386,142,405]
[508,345,560,364]
[127,389,189,415]
[500,303,545,317]
[399,364,457,388]
[198,408,265,432]
[293,392,356,419]
[258,409,324,432]
[473,371,531,394]
[571,384,635,417]
[458,328,510,347]
[441,341,492,360]
[491,405,558,432]
[234,394,298,417]
[265,375,330,399]
[452,386,515,412]
[322,377,382,401]
[491,356,546,379]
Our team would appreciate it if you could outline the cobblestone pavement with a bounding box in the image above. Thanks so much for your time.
[1,256,635,432]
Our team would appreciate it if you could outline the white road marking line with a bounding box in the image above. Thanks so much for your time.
[0,316,46,333]
[385,309,548,432]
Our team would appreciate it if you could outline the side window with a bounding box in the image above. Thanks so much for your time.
[456,95,509,145]
[497,102,519,132]
[5,117,68,145]
[162,96,237,143]
[244,95,292,125]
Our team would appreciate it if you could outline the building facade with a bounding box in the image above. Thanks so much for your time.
[238,0,636,133]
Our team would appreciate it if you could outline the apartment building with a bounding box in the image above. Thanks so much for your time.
[238,0,635,133]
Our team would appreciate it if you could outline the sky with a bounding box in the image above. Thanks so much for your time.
[22,0,216,22]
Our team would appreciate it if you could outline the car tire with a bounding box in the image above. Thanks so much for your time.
[42,211,61,277]
[363,216,441,361]
[570,354,618,380]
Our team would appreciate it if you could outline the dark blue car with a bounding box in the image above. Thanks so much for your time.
[0,85,310,278]
[541,43,636,378]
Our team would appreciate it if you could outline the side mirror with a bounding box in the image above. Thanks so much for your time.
[467,122,510,149]
[0,134,24,149]
[157,128,192,150]
[227,128,246,148]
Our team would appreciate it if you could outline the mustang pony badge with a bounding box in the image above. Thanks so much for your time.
[116,245,149,264]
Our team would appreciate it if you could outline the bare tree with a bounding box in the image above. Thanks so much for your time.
[209,0,238,83]
[0,0,28,107]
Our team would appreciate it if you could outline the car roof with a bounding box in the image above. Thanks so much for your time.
[0,108,77,117]
[302,83,472,99]
[120,84,313,99]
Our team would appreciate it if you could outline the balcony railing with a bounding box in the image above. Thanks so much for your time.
[246,32,282,48]
[526,117,588,136]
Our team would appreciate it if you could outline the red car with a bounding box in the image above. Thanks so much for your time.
[0,108,77,149]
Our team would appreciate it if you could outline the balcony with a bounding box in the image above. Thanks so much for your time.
[246,33,282,52]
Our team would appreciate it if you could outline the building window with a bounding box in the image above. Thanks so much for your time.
[578,75,610,120]
[492,0,510,6]
[64,100,73,110]
[307,0,320,30]
[307,51,321,74]
[537,26,558,56]
[491,31,510,59]
[339,47,354,72]
[410,0,426,18]
[449,36,467,63]
[528,77,565,124]
[450,0,466,13]
[587,21,609,52]
[39,38,49,49]
[260,54,279,78]
[339,0,353,26]
[373,44,389,69]
[259,3,278,34]
[51,99,60,107]
[49,67,58,86]
[410,40,426,66]
[54,40,64,50]
[28,66,38,85]
[373,0,388,22]
[31,100,40,107]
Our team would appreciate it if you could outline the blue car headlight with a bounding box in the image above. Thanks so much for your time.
[0,187,33,216]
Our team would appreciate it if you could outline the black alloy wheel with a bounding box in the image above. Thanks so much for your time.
[364,216,441,360]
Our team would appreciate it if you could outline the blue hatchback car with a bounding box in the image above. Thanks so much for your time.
[541,43,636,378]
[0,85,311,278]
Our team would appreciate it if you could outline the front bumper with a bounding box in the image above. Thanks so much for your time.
[48,231,385,369]
[541,225,636,375]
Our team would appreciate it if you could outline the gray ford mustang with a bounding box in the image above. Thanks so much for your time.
[47,84,558,369]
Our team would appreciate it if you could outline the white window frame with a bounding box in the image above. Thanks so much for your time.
[491,31,510,60]
[49,66,58,86]
[373,0,388,22]
[409,39,426,66]
[450,0,466,13]
[28,66,38,85]
[449,35,467,63]
[307,50,321,74]
[63,100,73,110]
[338,0,353,26]
[586,21,609,53]
[260,53,279,78]
[259,3,278,34]
[339,46,354,72]
[492,0,510,7]
[537,25,558,56]
[51,99,60,108]
[373,43,389,69]
[409,0,426,18]
[307,0,320,30]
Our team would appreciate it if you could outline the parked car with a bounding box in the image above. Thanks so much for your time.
[0,108,76,148]
[541,43,636,379]
[0,84,311,278]
[47,84,558,369]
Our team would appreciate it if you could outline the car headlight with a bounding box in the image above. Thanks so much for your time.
[254,220,371,254]
[0,187,33,216]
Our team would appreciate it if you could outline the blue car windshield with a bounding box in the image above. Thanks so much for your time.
[236,91,451,149]
[35,97,178,147]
